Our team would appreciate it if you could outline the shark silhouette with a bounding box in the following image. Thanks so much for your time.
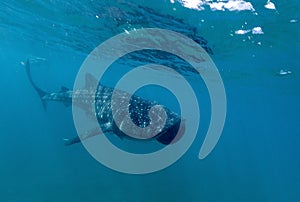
[25,59,185,146]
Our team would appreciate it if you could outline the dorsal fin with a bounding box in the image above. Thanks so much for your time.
[60,86,69,92]
[85,73,98,89]
[63,100,71,107]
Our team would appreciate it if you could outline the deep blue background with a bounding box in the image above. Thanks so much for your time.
[0,0,299,201]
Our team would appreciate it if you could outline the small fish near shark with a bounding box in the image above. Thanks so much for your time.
[25,59,185,146]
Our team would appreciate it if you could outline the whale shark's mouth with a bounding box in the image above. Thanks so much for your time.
[156,118,186,145]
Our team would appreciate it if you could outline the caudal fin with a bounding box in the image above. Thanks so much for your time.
[25,59,48,110]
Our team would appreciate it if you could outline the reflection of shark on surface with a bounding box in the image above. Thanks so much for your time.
[25,59,185,146]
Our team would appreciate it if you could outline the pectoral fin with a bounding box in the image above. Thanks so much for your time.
[63,127,110,146]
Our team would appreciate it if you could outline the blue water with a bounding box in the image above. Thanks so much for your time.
[1,0,299,201]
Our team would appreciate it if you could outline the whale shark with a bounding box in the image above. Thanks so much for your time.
[25,59,185,146]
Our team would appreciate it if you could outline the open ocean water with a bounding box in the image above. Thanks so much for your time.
[0,0,299,201]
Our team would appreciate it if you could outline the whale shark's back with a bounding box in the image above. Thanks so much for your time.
[95,85,184,144]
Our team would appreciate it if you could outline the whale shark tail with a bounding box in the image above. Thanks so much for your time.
[25,59,48,110]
